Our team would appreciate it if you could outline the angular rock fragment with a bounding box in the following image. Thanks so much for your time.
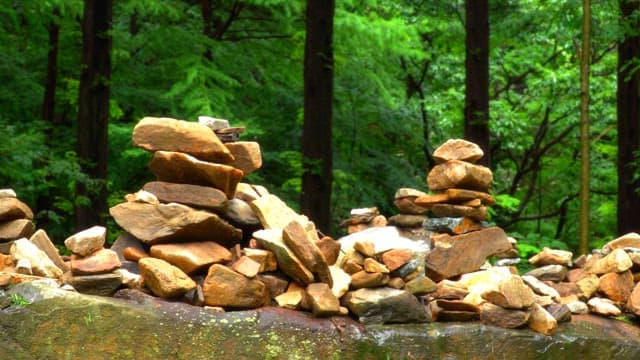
[423,217,483,235]
[480,302,529,329]
[425,227,511,281]
[0,219,35,242]
[149,151,243,199]
[250,194,311,231]
[380,248,412,272]
[427,160,493,192]
[602,232,640,254]
[109,202,241,246]
[445,188,496,206]
[253,229,314,285]
[404,274,437,296]
[243,248,277,273]
[150,241,232,274]
[350,271,389,289]
[0,197,34,221]
[282,219,332,286]
[341,287,427,324]
[529,247,573,267]
[64,226,106,257]
[10,238,63,278]
[598,270,634,303]
[524,264,568,282]
[29,229,68,272]
[429,204,487,221]
[62,272,123,296]
[232,256,261,278]
[528,303,558,335]
[481,275,536,309]
[225,141,262,175]
[70,249,121,276]
[626,282,640,317]
[432,139,484,164]
[586,248,633,275]
[306,283,340,317]
[139,257,196,298]
[143,181,228,212]
[587,297,621,316]
[202,264,266,308]
[315,236,341,266]
[132,117,233,162]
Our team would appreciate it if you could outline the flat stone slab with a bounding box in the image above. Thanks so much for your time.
[2,282,640,359]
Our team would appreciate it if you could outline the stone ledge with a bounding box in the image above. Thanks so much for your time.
[1,283,639,359]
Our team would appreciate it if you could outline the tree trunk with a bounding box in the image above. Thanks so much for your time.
[75,0,112,230]
[578,0,591,255]
[301,0,335,233]
[617,0,640,235]
[37,6,61,228]
[464,0,490,166]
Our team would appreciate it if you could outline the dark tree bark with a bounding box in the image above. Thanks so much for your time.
[37,7,61,228]
[464,0,490,166]
[42,7,60,126]
[578,0,591,254]
[301,0,335,233]
[617,0,640,235]
[75,0,112,230]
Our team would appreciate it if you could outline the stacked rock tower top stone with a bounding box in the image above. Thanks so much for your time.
[412,139,513,281]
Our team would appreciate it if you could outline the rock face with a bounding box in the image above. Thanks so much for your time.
[3,283,640,360]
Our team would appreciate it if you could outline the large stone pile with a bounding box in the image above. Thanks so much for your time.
[3,132,640,337]
[106,116,350,314]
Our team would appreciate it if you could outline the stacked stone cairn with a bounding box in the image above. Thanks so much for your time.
[106,116,350,315]
[3,132,640,335]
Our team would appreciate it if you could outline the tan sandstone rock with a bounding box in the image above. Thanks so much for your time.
[143,181,228,212]
[427,160,493,192]
[432,139,484,164]
[139,257,196,298]
[110,201,242,246]
[202,264,266,308]
[150,241,232,274]
[148,151,243,199]
[132,117,233,162]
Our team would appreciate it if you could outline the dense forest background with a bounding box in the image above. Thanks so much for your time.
[1,0,639,259]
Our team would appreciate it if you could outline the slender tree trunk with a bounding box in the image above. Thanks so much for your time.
[200,0,214,60]
[37,7,61,228]
[464,0,490,166]
[42,7,60,126]
[301,0,335,233]
[75,0,112,230]
[617,0,640,235]
[578,0,591,255]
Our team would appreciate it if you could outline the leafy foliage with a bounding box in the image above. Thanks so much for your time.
[0,0,627,252]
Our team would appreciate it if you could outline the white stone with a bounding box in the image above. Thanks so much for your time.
[522,275,561,301]
[124,190,159,204]
[198,116,229,130]
[566,300,589,314]
[11,238,63,278]
[330,266,351,298]
[587,297,621,316]
[64,226,106,256]
[0,189,17,199]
